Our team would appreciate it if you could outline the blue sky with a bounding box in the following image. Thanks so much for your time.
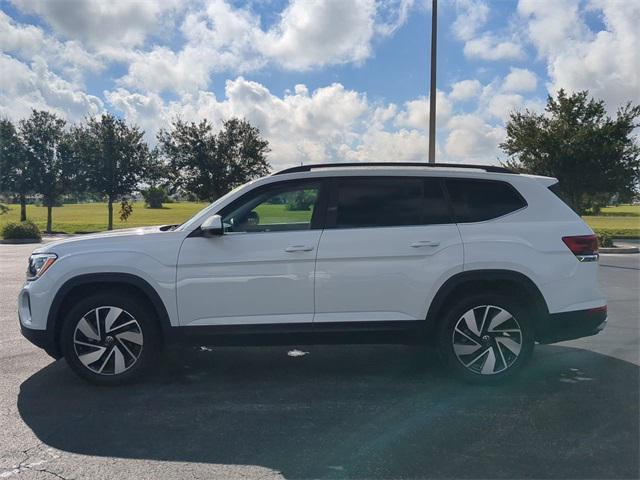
[0,0,637,169]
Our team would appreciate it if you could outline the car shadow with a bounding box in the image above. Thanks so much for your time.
[18,344,639,479]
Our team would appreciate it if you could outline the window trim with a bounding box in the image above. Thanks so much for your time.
[442,177,528,224]
[325,175,454,230]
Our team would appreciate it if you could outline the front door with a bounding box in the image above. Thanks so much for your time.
[177,179,326,326]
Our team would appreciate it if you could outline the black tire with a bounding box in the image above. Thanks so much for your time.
[437,293,534,384]
[60,291,161,386]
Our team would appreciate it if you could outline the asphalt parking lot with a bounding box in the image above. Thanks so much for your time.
[0,242,638,479]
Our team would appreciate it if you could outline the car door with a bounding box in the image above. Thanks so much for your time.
[314,176,463,325]
[177,179,327,327]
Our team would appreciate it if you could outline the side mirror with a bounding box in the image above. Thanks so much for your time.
[201,215,224,236]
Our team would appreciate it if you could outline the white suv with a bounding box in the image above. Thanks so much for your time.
[19,163,607,385]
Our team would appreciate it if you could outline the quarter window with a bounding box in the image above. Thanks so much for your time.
[445,178,527,223]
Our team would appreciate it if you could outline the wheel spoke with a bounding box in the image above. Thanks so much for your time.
[481,347,497,374]
[464,347,490,368]
[78,346,106,367]
[488,310,513,332]
[108,320,138,334]
[478,306,490,335]
[462,310,480,336]
[455,327,480,344]
[496,337,521,356]
[116,330,143,345]
[453,343,483,356]
[112,346,126,374]
[97,348,114,373]
[104,307,124,333]
[77,317,99,341]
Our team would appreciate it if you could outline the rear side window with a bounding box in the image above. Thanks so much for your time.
[445,178,527,223]
[331,177,451,228]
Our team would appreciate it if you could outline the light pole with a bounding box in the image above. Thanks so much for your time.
[428,0,437,163]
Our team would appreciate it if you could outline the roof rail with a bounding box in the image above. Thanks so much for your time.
[273,162,516,176]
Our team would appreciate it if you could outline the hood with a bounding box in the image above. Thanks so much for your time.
[33,225,168,254]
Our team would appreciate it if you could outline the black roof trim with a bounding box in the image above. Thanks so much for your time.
[273,162,516,176]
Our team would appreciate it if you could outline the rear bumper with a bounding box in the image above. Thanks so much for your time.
[536,306,607,344]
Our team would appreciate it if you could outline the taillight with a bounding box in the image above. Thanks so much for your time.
[562,235,599,262]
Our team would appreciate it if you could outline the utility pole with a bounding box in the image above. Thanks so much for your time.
[428,0,437,163]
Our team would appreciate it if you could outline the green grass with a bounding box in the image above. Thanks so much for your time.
[583,204,640,238]
[1,202,639,238]
[0,201,208,235]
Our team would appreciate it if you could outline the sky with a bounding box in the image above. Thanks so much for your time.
[0,0,638,170]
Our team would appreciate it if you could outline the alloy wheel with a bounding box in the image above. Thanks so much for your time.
[73,306,144,375]
[451,305,523,375]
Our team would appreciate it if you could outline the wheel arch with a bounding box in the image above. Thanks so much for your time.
[47,273,172,358]
[424,269,549,340]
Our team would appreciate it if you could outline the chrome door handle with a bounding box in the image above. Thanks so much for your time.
[410,240,440,248]
[285,245,315,252]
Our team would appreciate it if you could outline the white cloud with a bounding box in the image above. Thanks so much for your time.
[262,0,377,70]
[116,0,413,93]
[0,11,102,80]
[10,0,181,50]
[444,114,506,162]
[502,68,537,92]
[450,79,482,100]
[518,0,640,110]
[0,54,103,121]
[487,94,524,121]
[452,0,489,41]
[394,91,452,129]
[463,34,525,61]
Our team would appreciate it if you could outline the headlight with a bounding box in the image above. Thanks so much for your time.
[27,253,57,280]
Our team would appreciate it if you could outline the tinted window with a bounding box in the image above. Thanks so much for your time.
[222,182,321,233]
[333,177,451,228]
[445,178,527,223]
[423,178,452,225]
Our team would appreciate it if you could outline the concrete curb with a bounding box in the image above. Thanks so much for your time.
[600,246,639,254]
[0,238,42,245]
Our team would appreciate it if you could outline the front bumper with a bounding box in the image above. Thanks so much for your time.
[18,290,61,359]
[20,323,61,359]
[536,306,607,344]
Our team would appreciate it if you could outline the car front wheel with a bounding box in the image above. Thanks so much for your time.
[60,292,161,385]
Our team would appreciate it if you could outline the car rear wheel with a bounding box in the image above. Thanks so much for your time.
[437,294,534,384]
[61,292,161,385]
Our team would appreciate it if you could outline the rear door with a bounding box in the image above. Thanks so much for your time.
[314,176,463,325]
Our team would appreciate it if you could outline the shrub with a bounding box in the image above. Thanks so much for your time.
[2,221,41,240]
[142,187,168,209]
[596,231,614,248]
[285,190,316,211]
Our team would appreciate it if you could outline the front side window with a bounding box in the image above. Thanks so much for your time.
[222,182,321,233]
[331,177,451,229]
[445,178,527,223]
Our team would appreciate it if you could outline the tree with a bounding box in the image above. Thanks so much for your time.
[19,110,71,232]
[500,89,640,214]
[76,114,150,230]
[158,118,270,202]
[0,118,32,221]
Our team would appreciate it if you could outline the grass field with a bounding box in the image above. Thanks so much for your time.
[1,202,639,238]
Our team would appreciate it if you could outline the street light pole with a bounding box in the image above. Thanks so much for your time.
[428,0,437,163]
